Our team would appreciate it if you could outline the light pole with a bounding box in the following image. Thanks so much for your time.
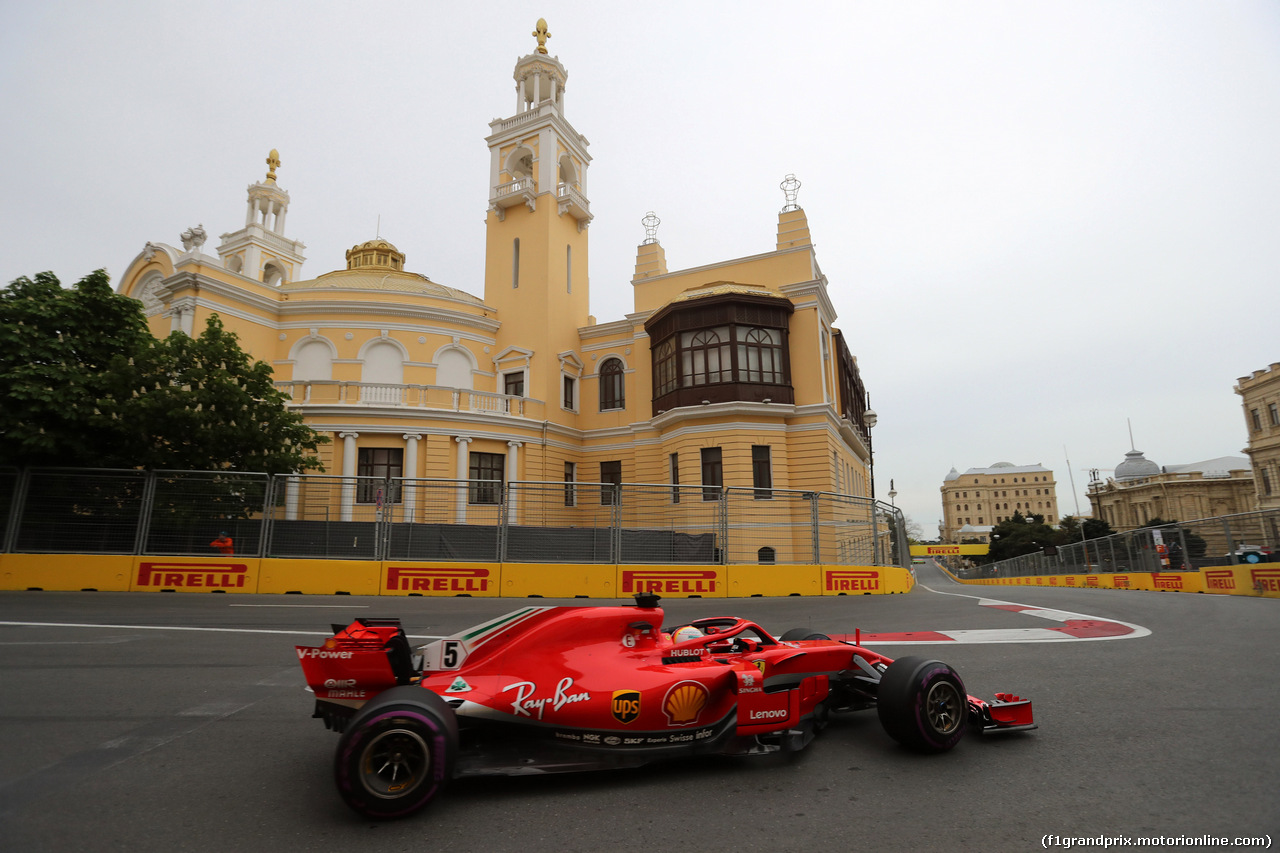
[862,405,877,502]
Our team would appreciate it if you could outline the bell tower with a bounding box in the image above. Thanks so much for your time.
[483,20,592,410]
[216,149,307,286]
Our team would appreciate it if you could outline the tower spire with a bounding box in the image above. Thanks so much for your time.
[532,18,551,54]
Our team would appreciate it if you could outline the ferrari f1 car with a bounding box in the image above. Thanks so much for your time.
[296,594,1035,819]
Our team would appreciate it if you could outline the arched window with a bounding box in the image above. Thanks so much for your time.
[680,327,731,386]
[599,358,625,411]
[757,546,776,565]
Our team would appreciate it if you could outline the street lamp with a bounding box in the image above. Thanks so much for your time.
[862,405,877,502]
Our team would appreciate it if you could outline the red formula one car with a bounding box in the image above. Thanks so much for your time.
[296,594,1035,819]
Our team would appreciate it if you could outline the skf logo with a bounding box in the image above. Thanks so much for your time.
[1204,570,1235,591]
[611,690,641,724]
[1251,568,1280,592]
[663,681,709,726]
[621,570,717,594]
[136,562,248,589]
[1114,575,1131,589]
[824,570,880,592]
[1152,573,1183,590]
[386,566,490,593]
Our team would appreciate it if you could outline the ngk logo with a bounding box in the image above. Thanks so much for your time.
[824,570,880,592]
[1204,570,1236,591]
[621,570,717,594]
[1251,568,1280,592]
[136,562,248,589]
[1152,573,1184,590]
[386,566,491,593]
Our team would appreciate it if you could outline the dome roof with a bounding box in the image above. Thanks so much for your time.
[1115,449,1161,481]
[944,467,960,481]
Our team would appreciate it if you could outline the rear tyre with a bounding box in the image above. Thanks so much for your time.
[876,656,967,753]
[334,686,458,819]
[779,629,831,641]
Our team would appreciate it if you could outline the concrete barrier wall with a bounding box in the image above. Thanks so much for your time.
[0,553,915,598]
[939,562,1280,598]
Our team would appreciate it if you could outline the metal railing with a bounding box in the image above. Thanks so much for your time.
[961,508,1280,579]
[0,468,908,567]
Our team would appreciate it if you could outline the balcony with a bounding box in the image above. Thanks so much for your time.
[556,182,592,229]
[490,177,536,220]
[276,380,544,419]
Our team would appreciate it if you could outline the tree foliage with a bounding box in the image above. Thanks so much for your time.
[1,270,326,473]
[984,512,1061,562]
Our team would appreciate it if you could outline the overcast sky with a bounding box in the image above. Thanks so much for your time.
[2,1,1277,532]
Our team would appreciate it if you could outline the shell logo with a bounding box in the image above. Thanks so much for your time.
[663,681,709,726]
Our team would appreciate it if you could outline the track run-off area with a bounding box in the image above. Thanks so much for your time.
[1,558,1275,851]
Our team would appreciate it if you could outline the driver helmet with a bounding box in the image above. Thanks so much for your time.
[672,625,703,643]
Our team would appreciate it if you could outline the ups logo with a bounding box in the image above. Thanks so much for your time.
[612,690,641,724]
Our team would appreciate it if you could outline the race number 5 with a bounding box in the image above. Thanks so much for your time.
[441,640,466,670]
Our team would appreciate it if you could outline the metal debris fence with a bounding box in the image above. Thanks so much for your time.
[955,508,1280,578]
[0,468,908,567]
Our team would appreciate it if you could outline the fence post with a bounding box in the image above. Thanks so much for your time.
[262,475,280,559]
[3,468,31,554]
[805,493,820,564]
[133,471,157,556]
[498,482,509,563]
[718,488,728,565]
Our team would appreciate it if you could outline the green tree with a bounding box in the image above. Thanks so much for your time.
[0,270,154,467]
[1056,514,1116,545]
[984,511,1060,563]
[1,270,326,473]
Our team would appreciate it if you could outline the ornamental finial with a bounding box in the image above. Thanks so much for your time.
[532,18,551,54]
[266,149,281,184]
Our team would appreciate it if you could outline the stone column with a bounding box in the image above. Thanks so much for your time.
[402,434,421,521]
[506,441,522,525]
[340,432,359,522]
[454,436,472,523]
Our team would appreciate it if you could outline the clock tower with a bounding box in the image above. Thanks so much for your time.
[483,20,593,414]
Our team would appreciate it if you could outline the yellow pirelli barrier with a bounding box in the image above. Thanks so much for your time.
[0,553,134,591]
[130,556,261,593]
[498,563,616,598]
[617,565,727,598]
[727,565,822,597]
[943,563,1280,597]
[259,559,382,596]
[383,563,503,597]
[823,565,915,595]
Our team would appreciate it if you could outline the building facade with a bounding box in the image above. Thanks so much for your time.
[1086,449,1254,531]
[1235,363,1280,511]
[114,25,875,558]
[940,462,1059,543]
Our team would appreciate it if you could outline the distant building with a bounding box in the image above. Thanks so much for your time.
[1086,450,1254,531]
[1235,363,1280,511]
[940,462,1058,543]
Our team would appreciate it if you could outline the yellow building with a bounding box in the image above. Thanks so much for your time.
[1235,363,1280,511]
[114,24,875,560]
[940,462,1059,543]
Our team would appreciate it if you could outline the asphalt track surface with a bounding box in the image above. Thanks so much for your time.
[1,560,1277,852]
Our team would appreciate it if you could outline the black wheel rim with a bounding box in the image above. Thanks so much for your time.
[359,726,430,800]
[925,680,962,735]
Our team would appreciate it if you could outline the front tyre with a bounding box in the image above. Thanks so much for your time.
[876,656,967,753]
[334,686,458,819]
[779,628,831,641]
